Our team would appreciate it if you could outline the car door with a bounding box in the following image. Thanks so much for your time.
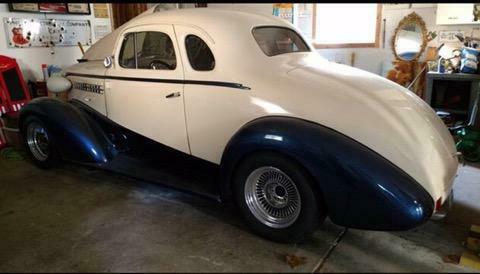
[105,24,190,154]
[175,24,256,164]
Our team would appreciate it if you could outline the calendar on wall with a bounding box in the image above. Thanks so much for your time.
[3,17,92,48]
[273,3,293,23]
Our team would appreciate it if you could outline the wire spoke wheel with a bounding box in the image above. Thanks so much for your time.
[244,166,301,228]
[26,122,50,161]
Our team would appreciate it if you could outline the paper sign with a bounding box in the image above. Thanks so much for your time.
[439,30,465,43]
[94,24,111,41]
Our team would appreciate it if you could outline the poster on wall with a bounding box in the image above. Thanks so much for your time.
[93,3,109,18]
[438,30,465,43]
[3,18,92,48]
[295,4,313,38]
[273,3,293,23]
[38,3,67,13]
[67,3,91,15]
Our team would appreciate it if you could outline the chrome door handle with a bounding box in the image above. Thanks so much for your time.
[166,92,181,99]
[84,97,91,102]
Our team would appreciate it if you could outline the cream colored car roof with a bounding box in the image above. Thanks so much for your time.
[83,7,293,61]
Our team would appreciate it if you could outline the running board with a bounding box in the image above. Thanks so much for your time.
[96,152,222,202]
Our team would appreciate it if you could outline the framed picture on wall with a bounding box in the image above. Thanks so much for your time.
[8,3,40,13]
[38,3,68,13]
[9,3,91,15]
[67,3,91,15]
[93,3,109,18]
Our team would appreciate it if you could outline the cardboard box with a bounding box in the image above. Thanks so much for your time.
[460,250,480,270]
[466,237,480,253]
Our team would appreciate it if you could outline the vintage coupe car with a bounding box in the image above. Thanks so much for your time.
[19,7,459,243]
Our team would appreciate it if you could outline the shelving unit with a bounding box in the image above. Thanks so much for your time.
[436,4,478,25]
[425,72,480,127]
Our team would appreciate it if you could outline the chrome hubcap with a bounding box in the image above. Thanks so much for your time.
[26,122,49,161]
[244,166,301,228]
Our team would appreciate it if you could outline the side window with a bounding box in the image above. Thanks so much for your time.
[252,27,309,57]
[137,32,176,70]
[119,33,136,69]
[118,31,176,70]
[185,35,215,71]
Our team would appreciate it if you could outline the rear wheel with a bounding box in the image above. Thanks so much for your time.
[22,116,58,169]
[233,152,325,243]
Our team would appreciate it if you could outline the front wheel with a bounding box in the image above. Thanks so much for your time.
[22,116,59,169]
[233,152,325,243]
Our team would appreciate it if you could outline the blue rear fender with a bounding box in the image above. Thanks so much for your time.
[19,97,117,164]
[220,116,434,230]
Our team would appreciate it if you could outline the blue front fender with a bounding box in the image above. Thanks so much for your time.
[220,116,434,230]
[19,98,117,164]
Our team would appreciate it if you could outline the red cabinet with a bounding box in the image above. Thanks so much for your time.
[0,55,31,116]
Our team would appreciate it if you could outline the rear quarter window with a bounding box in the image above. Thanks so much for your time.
[185,35,215,71]
[252,27,310,57]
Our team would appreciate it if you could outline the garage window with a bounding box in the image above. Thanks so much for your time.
[252,27,310,57]
[294,4,381,49]
[119,31,177,70]
[185,35,215,71]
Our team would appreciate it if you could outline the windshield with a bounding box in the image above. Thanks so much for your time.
[252,27,310,57]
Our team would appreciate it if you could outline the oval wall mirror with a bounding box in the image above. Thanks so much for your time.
[392,12,428,62]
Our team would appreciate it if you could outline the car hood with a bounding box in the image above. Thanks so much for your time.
[279,57,458,203]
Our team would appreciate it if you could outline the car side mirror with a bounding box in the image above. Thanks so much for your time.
[103,56,113,68]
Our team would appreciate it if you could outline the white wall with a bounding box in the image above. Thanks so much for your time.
[0,4,112,81]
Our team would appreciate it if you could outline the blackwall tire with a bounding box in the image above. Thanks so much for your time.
[233,151,325,243]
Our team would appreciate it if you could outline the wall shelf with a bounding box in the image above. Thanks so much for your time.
[426,72,480,127]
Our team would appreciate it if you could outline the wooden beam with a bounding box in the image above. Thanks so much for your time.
[375,4,383,48]
[312,4,317,41]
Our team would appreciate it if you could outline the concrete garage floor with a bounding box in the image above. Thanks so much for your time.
[0,152,479,272]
